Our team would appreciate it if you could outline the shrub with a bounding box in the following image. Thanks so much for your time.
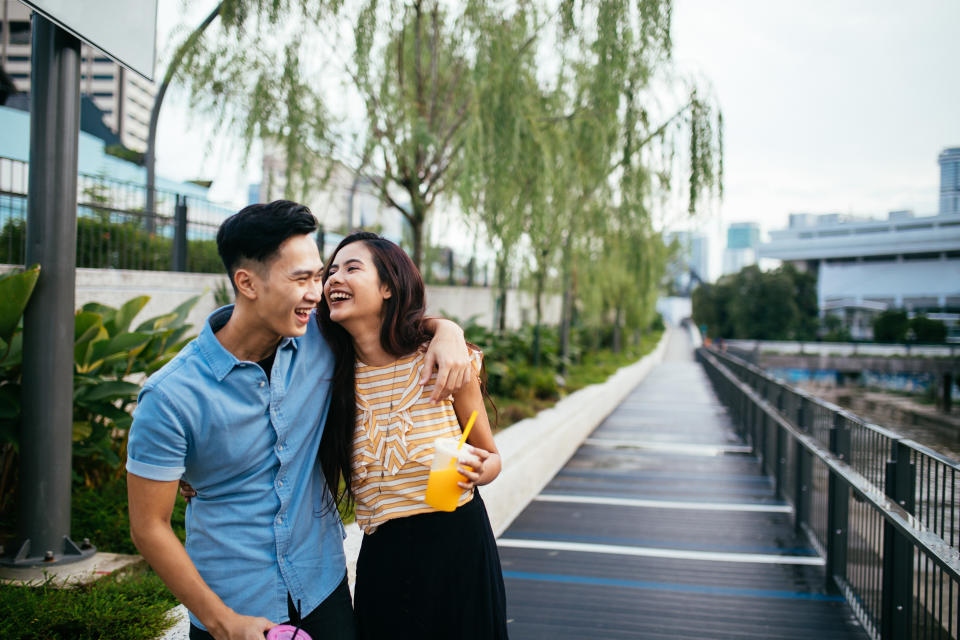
[909,315,947,343]
[0,285,200,526]
[873,309,909,343]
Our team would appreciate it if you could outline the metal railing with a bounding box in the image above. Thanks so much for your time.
[697,346,960,640]
[0,156,228,272]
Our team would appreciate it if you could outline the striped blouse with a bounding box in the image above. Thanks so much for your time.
[351,345,482,533]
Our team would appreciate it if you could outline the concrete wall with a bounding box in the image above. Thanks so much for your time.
[2,265,561,332]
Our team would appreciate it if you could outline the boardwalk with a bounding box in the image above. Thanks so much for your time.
[498,332,870,639]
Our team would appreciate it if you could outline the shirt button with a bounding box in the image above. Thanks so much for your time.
[278,480,284,487]
[277,516,283,524]
[259,381,265,388]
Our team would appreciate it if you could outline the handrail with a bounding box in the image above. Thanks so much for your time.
[697,346,960,640]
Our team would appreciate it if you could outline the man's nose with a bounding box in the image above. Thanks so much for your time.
[306,279,322,301]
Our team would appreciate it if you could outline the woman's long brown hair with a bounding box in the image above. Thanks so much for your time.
[316,231,431,512]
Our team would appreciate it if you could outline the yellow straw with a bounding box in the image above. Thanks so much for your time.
[458,410,478,449]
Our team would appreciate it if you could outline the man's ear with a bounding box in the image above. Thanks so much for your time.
[234,267,259,301]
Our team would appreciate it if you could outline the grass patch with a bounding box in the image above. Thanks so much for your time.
[0,565,179,640]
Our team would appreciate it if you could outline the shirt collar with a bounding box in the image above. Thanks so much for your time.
[198,305,300,382]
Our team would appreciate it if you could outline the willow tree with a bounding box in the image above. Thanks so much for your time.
[537,0,722,366]
[459,7,543,332]
[175,0,483,267]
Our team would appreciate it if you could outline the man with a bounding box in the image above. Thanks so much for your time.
[127,201,471,640]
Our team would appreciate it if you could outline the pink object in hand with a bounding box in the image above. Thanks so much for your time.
[266,625,313,640]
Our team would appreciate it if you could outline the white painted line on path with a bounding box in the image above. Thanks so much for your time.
[583,438,753,456]
[535,494,792,513]
[497,539,824,566]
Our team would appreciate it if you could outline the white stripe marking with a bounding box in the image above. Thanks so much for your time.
[497,539,824,566]
[584,438,752,456]
[535,494,791,513]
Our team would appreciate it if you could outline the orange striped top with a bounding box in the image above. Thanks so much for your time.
[351,345,483,533]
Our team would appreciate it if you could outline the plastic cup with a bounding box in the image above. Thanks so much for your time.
[266,625,312,640]
[424,437,467,511]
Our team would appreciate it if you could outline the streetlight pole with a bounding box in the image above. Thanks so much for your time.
[145,2,222,227]
[4,13,94,567]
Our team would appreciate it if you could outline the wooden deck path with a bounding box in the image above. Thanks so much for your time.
[498,331,871,639]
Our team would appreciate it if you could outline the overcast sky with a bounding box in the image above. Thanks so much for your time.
[154,1,960,243]
[671,0,960,232]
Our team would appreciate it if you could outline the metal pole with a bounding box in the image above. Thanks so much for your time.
[172,194,187,272]
[5,14,93,567]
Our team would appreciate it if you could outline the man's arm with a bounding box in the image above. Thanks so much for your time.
[127,473,275,640]
[421,317,471,402]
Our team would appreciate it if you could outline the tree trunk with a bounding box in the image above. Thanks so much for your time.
[533,266,545,366]
[495,257,508,333]
[558,238,573,375]
[612,305,623,354]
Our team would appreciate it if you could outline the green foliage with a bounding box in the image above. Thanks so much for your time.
[71,474,186,555]
[0,566,179,640]
[175,0,722,336]
[0,293,200,518]
[821,314,851,342]
[873,309,909,343]
[692,264,819,340]
[909,314,948,343]
[0,219,222,273]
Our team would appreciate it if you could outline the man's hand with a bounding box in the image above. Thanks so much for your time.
[422,318,471,402]
[208,611,275,640]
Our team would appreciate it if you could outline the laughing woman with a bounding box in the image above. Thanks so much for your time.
[317,231,508,640]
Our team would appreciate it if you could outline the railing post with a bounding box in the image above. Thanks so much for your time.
[172,194,187,272]
[826,412,850,593]
[881,441,915,640]
[775,388,785,498]
[794,399,811,533]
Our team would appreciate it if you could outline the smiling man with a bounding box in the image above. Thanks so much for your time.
[126,201,471,640]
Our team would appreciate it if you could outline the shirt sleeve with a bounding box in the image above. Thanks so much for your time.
[125,385,188,482]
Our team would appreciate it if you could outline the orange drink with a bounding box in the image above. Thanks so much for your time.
[424,437,466,511]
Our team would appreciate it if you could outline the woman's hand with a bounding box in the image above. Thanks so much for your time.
[456,444,501,489]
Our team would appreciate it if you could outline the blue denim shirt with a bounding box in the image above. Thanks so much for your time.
[126,306,344,630]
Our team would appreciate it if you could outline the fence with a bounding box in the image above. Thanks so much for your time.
[0,156,228,272]
[697,346,960,640]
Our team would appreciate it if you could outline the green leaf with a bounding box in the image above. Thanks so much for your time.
[74,311,104,366]
[0,265,40,343]
[135,311,177,333]
[136,294,200,333]
[75,380,141,403]
[2,331,23,367]
[104,296,150,337]
[89,332,152,365]
[0,384,20,419]
[73,421,93,442]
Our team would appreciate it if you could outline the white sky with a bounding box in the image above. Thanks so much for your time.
[153,0,960,274]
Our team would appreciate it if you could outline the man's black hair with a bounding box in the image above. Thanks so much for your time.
[216,200,318,290]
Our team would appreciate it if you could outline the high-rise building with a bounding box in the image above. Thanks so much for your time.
[940,147,960,214]
[1,0,156,152]
[723,221,760,275]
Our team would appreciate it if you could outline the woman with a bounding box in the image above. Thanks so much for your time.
[317,231,508,639]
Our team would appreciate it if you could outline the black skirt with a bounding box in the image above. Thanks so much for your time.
[353,489,509,639]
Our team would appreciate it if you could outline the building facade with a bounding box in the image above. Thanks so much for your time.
[1,0,156,152]
[940,147,960,215]
[722,221,760,275]
[759,210,960,339]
